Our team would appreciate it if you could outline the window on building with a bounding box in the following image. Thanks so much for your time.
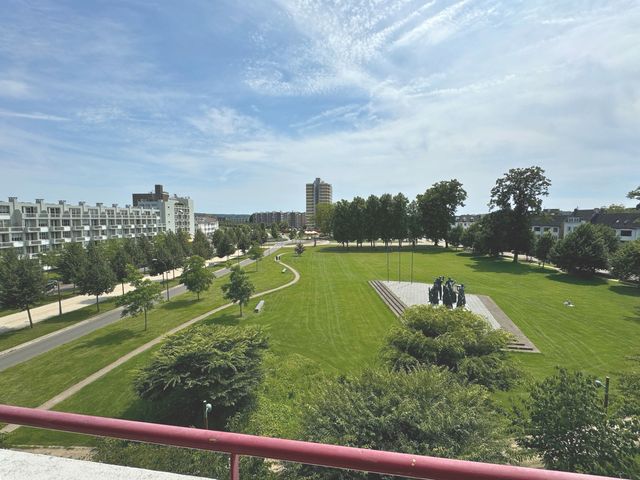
[533,226,540,231]
[0,206,9,214]
[620,230,632,237]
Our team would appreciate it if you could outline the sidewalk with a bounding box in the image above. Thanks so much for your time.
[0,249,247,333]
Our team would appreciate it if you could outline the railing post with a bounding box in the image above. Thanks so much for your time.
[230,453,240,480]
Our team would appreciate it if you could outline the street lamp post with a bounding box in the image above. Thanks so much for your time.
[595,376,610,412]
[202,400,212,430]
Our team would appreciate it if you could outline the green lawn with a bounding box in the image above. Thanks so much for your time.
[5,246,640,446]
[0,258,292,415]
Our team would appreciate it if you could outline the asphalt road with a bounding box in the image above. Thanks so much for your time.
[0,243,284,373]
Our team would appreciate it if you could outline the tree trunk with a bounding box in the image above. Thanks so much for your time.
[513,252,519,263]
[144,309,148,331]
[240,303,243,317]
[445,239,449,248]
[96,295,100,312]
[121,282,125,295]
[398,244,401,282]
[26,306,33,329]
[197,291,200,300]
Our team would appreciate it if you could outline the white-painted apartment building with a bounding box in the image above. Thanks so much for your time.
[0,197,165,258]
[195,215,219,236]
[132,184,195,237]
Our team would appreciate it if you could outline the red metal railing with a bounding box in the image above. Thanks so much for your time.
[0,404,618,480]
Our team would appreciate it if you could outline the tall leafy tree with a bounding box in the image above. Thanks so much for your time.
[110,243,131,295]
[551,223,610,276]
[221,265,255,316]
[176,229,192,257]
[391,193,409,247]
[215,233,235,260]
[417,179,467,247]
[516,368,640,477]
[180,255,214,300]
[331,200,353,248]
[473,211,512,256]
[534,232,556,268]
[248,243,263,271]
[123,237,144,269]
[378,193,394,247]
[364,194,381,247]
[406,200,423,246]
[489,166,551,262]
[611,239,640,283]
[295,242,305,256]
[313,203,334,235]
[116,265,163,330]
[58,242,87,290]
[349,196,367,247]
[150,234,173,300]
[191,229,213,259]
[77,242,116,312]
[448,224,464,249]
[0,249,46,328]
[136,235,154,271]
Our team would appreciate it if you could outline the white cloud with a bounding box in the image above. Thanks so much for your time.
[0,79,32,98]
[188,107,266,138]
[0,109,67,121]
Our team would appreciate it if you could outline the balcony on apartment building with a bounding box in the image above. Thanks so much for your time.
[0,405,616,480]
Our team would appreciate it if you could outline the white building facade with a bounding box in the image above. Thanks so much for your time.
[0,197,165,258]
[132,185,195,237]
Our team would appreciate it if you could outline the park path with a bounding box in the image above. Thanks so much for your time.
[0,244,285,371]
[0,257,300,435]
[0,248,259,333]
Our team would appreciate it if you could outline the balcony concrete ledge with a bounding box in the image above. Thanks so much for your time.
[0,449,213,480]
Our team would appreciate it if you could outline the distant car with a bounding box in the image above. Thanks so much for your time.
[45,280,58,292]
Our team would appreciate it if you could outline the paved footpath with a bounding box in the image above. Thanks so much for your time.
[1,256,299,434]
[0,244,284,373]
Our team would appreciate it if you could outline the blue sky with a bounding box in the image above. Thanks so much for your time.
[0,0,638,213]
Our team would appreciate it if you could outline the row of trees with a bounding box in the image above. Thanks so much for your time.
[320,167,552,265]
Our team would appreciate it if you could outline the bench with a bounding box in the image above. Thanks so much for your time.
[254,300,265,313]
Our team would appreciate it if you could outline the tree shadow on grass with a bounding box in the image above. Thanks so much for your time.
[317,245,451,255]
[545,272,608,286]
[162,298,198,311]
[624,305,640,324]
[609,284,640,297]
[467,256,532,275]
[202,312,240,327]
[72,329,138,349]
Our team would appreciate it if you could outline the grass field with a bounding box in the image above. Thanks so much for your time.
[5,245,639,446]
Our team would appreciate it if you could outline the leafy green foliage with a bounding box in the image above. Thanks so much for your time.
[611,239,640,282]
[134,325,268,425]
[285,368,516,479]
[76,243,116,312]
[215,233,235,259]
[191,229,213,259]
[489,166,551,262]
[248,243,263,271]
[627,185,640,202]
[448,224,464,248]
[221,265,255,316]
[294,242,305,256]
[534,232,556,267]
[57,242,86,286]
[417,179,467,247]
[180,255,214,300]
[383,305,519,390]
[551,223,611,275]
[0,248,46,328]
[116,264,163,330]
[314,202,334,234]
[516,368,640,477]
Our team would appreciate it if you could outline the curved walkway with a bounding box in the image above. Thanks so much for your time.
[1,258,300,435]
